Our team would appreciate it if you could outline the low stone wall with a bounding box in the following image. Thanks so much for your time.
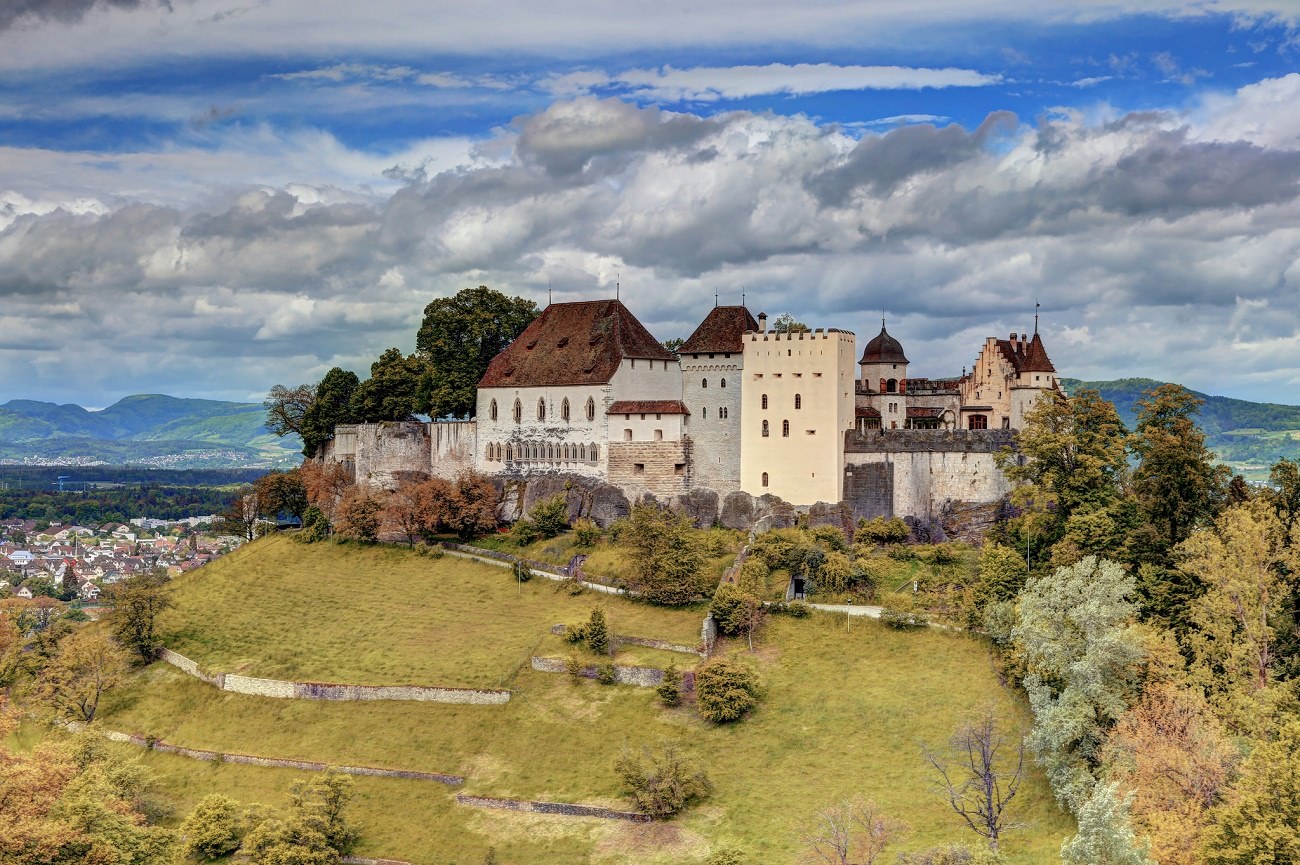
[530,657,695,691]
[70,725,463,785]
[455,793,651,823]
[160,649,510,705]
[441,542,628,596]
[547,624,701,657]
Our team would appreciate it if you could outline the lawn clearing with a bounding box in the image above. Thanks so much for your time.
[162,534,705,686]
[104,542,1075,865]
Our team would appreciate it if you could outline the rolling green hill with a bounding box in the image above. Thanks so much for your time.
[0,394,301,468]
[1061,377,1300,479]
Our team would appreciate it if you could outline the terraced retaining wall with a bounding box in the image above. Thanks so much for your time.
[455,794,650,823]
[530,657,695,690]
[547,624,701,657]
[67,725,464,785]
[159,648,510,704]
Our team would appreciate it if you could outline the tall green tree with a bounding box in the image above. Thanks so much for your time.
[104,570,174,662]
[263,383,315,438]
[349,348,425,422]
[299,367,359,457]
[255,470,309,522]
[1060,782,1154,865]
[1129,384,1229,565]
[1004,389,1129,522]
[415,286,539,419]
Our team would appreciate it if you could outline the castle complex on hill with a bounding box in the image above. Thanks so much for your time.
[323,299,1060,528]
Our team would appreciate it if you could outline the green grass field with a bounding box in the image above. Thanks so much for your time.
[87,535,1076,864]
[161,535,704,686]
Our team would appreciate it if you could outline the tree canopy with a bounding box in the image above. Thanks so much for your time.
[416,286,538,419]
[298,367,359,457]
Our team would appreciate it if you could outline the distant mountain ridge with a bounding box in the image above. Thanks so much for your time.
[1061,377,1300,477]
[0,394,301,469]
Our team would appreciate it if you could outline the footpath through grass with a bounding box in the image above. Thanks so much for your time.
[161,535,704,687]
[101,538,1075,864]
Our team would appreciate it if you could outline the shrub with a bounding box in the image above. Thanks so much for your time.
[706,847,745,865]
[816,550,855,595]
[563,624,586,644]
[596,661,617,685]
[417,542,444,559]
[572,517,602,548]
[557,575,585,596]
[511,559,532,583]
[657,663,683,707]
[769,600,811,618]
[810,524,848,551]
[565,654,583,682]
[695,656,762,723]
[529,494,570,539]
[178,794,243,860]
[879,607,928,630]
[897,844,1004,865]
[710,584,747,636]
[736,558,771,597]
[508,517,541,547]
[614,741,712,818]
[858,516,910,545]
[623,502,709,606]
[585,607,610,655]
[297,506,330,543]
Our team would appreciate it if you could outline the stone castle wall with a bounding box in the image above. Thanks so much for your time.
[606,439,691,499]
[680,356,743,495]
[843,429,1013,520]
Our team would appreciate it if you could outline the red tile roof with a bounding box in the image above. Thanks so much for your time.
[1021,333,1056,373]
[680,306,758,354]
[906,407,943,418]
[608,400,690,415]
[479,300,675,388]
[855,405,881,418]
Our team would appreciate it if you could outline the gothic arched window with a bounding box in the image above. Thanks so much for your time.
[489,399,498,421]
[512,399,522,423]
[586,397,596,421]
[561,398,570,421]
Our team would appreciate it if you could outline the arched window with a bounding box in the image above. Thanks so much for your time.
[886,379,898,393]
[782,419,790,437]
[505,444,513,461]
[485,444,492,460]
[720,378,726,388]
[762,420,770,437]
[512,399,522,423]
[794,393,802,410]
[489,399,498,421]
[761,472,769,487]
[702,407,708,419]
[561,398,570,421]
[761,394,768,410]
[586,397,595,421]
[721,407,728,419]
[537,398,546,421]
[591,444,599,461]
[702,378,708,389]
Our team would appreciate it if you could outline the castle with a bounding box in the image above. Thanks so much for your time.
[323,299,1060,531]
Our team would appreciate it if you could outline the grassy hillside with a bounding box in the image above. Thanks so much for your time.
[91,535,1074,864]
[0,394,301,468]
[1062,377,1300,478]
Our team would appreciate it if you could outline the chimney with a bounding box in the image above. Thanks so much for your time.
[758,312,768,332]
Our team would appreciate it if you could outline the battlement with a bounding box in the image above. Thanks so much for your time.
[844,428,1016,454]
[744,328,855,342]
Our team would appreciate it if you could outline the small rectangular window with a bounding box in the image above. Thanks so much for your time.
[794,372,802,378]
[654,429,663,441]
[806,430,816,435]
[674,463,685,476]
[814,372,822,377]
[634,463,645,474]
[624,429,633,441]
[640,413,646,420]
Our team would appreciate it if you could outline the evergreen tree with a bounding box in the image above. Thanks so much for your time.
[585,607,609,655]
[1202,720,1300,865]
[299,367,359,457]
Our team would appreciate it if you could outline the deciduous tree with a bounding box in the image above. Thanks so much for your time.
[334,487,383,543]
[1012,556,1145,812]
[801,797,909,865]
[349,347,425,422]
[1201,720,1300,865]
[255,470,309,523]
[623,502,708,606]
[415,286,539,419]
[104,570,173,662]
[299,367,360,457]
[263,383,315,438]
[35,629,129,723]
[445,470,498,539]
[1060,782,1154,865]
[923,705,1024,851]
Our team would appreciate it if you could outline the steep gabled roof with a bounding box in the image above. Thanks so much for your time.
[479,299,675,388]
[680,306,759,354]
[1021,333,1056,373]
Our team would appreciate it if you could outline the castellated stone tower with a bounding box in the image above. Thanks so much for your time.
[679,305,758,497]
[740,323,857,506]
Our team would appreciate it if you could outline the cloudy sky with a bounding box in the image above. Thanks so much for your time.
[2,0,1299,407]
